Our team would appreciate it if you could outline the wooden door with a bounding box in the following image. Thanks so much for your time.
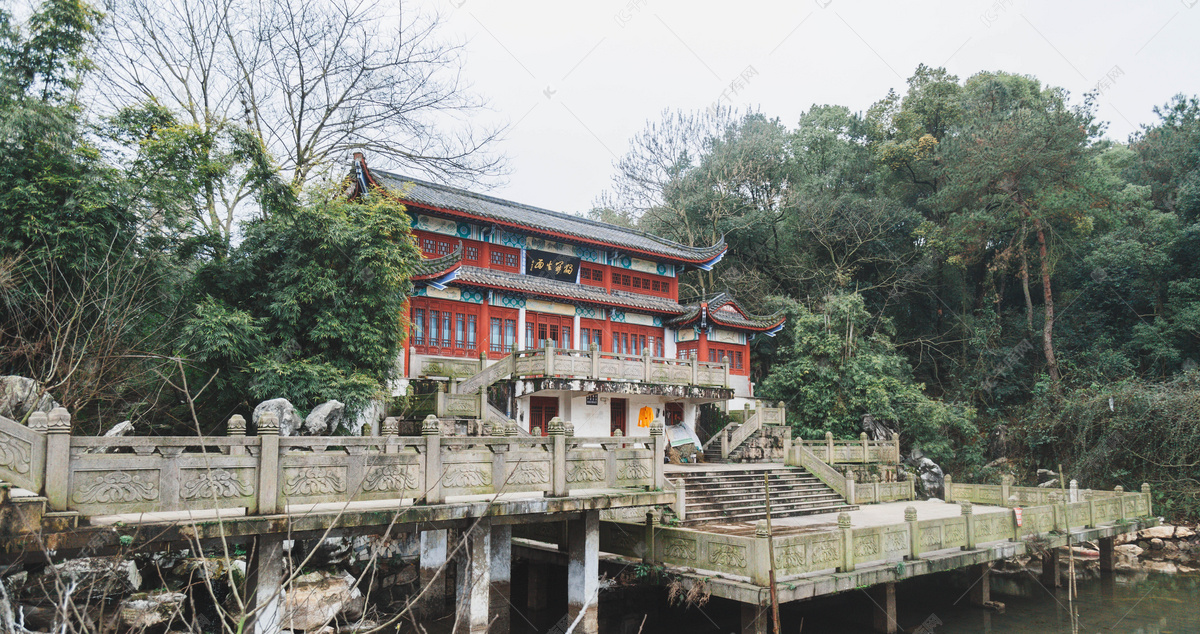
[530,396,558,435]
[610,398,627,436]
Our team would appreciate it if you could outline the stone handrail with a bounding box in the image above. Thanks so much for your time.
[0,410,666,518]
[456,354,515,395]
[791,444,849,500]
[724,411,762,459]
[592,482,1153,583]
[798,432,901,465]
[509,344,729,388]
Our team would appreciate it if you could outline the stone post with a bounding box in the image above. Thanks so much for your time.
[1040,548,1061,588]
[1000,474,1013,506]
[455,522,492,634]
[892,432,900,464]
[643,511,657,565]
[422,415,443,504]
[905,506,920,560]
[567,510,601,634]
[255,412,280,515]
[752,521,772,586]
[419,529,449,617]
[526,561,548,611]
[690,355,698,385]
[228,414,247,456]
[1069,479,1078,503]
[1050,492,1062,532]
[245,532,285,634]
[825,431,835,463]
[845,472,857,506]
[27,410,47,433]
[870,582,898,634]
[944,474,954,503]
[781,433,792,463]
[721,427,730,460]
[860,431,869,464]
[1098,536,1116,573]
[590,343,600,379]
[547,417,567,497]
[673,478,687,522]
[872,474,881,504]
[506,419,519,437]
[489,524,513,632]
[564,421,575,437]
[479,351,488,416]
[969,562,991,607]
[1087,494,1097,528]
[743,402,750,424]
[961,501,976,550]
[741,603,769,634]
[544,342,555,376]
[643,347,652,382]
[1141,483,1151,516]
[44,408,71,511]
[382,416,399,454]
[650,421,665,490]
[838,512,854,572]
[1115,485,1126,520]
[1009,498,1021,541]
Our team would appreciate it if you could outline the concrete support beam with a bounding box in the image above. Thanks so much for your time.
[490,524,513,633]
[245,533,285,634]
[740,603,769,634]
[420,528,449,616]
[566,510,600,634]
[455,522,491,634]
[526,562,548,611]
[869,582,898,634]
[969,563,990,607]
[1040,548,1061,588]
[1098,536,1115,573]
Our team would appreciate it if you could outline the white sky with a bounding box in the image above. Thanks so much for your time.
[409,0,1200,214]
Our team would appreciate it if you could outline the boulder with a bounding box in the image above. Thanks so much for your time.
[1175,526,1196,539]
[1036,468,1058,480]
[1139,526,1177,540]
[906,446,944,499]
[283,571,361,632]
[860,414,894,440]
[1143,560,1178,574]
[253,399,303,436]
[350,400,384,436]
[0,376,58,422]
[1150,538,1165,550]
[33,558,141,600]
[84,420,134,454]
[118,592,186,630]
[304,400,345,435]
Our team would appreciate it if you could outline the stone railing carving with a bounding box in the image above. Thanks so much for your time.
[502,344,729,388]
[595,481,1153,583]
[798,432,901,465]
[0,411,665,518]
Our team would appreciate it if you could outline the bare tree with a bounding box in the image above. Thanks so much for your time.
[97,0,505,238]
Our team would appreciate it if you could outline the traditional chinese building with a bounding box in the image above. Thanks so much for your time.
[351,154,784,438]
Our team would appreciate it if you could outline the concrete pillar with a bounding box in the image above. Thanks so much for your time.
[490,524,513,632]
[740,603,769,634]
[1040,548,1060,588]
[969,563,991,607]
[245,533,285,634]
[526,562,548,611]
[455,522,491,634]
[870,582,898,634]
[42,409,71,511]
[1098,536,1116,573]
[420,529,449,616]
[567,510,600,633]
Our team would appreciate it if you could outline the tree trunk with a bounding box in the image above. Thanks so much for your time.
[1020,246,1034,332]
[1032,216,1060,390]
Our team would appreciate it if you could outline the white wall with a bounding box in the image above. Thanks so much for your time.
[514,392,703,437]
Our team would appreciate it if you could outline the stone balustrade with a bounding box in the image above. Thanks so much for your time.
[512,344,730,388]
[586,479,1153,583]
[796,431,902,465]
[0,410,666,518]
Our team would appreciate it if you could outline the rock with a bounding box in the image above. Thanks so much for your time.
[118,592,186,630]
[304,400,345,435]
[1139,526,1177,540]
[254,399,303,436]
[84,420,134,454]
[1143,560,1178,574]
[1175,526,1196,538]
[36,558,141,600]
[906,446,944,499]
[860,413,894,440]
[1037,480,1059,488]
[984,457,1008,468]
[351,400,384,437]
[339,620,380,633]
[0,376,58,422]
[283,571,361,632]
[987,424,1014,460]
[1037,468,1058,480]
[1150,538,1165,550]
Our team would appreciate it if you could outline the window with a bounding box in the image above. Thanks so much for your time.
[561,326,572,349]
[455,314,465,348]
[662,282,670,294]
[505,319,516,351]
[441,312,452,348]
[414,309,426,346]
[580,268,590,280]
[489,245,520,272]
[429,311,440,346]
[490,318,502,353]
[464,245,480,262]
[580,328,590,349]
[580,266,605,287]
[632,277,641,289]
[466,315,477,349]
[734,350,743,369]
[410,298,482,357]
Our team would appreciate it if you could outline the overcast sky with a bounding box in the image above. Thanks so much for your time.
[407,0,1199,215]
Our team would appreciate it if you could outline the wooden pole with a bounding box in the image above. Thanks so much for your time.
[764,473,781,634]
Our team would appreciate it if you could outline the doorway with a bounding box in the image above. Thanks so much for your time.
[610,398,627,436]
[529,396,559,435]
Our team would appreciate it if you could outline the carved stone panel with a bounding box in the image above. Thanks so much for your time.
[661,537,697,561]
[363,464,419,492]
[282,467,346,496]
[809,539,839,565]
[616,459,651,481]
[854,534,880,558]
[506,461,549,486]
[443,464,493,488]
[777,544,806,570]
[180,468,253,500]
[708,543,747,569]
[73,470,159,504]
[0,432,32,475]
[566,460,606,483]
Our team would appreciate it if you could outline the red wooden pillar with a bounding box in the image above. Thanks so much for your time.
[479,294,491,356]
[697,302,710,362]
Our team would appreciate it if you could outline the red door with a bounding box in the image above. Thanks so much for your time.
[610,398,627,436]
[530,397,559,435]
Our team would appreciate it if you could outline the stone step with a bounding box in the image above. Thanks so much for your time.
[685,490,842,506]
[684,503,859,524]
[686,486,830,501]
[685,495,847,515]
[683,478,824,490]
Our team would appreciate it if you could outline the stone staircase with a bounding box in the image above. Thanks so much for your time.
[672,466,857,525]
[701,424,765,463]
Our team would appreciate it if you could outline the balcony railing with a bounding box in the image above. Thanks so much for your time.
[511,345,730,388]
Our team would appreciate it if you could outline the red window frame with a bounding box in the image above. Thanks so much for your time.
[611,324,664,356]
[489,244,520,272]
[410,298,480,357]
[610,270,673,298]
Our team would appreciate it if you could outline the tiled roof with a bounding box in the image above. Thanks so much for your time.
[412,244,462,279]
[668,293,786,332]
[366,169,727,265]
[450,266,686,315]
